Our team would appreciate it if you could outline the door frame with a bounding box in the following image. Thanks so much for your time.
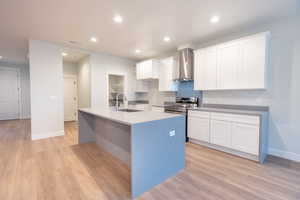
[63,74,78,121]
[0,66,21,120]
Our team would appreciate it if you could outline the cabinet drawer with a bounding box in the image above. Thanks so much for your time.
[188,110,210,118]
[211,112,260,125]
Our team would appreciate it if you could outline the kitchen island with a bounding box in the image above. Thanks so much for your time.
[78,108,186,198]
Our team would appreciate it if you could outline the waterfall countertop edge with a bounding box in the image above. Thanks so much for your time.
[78,107,184,125]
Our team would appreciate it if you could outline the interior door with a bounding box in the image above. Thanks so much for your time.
[0,68,20,120]
[64,76,77,121]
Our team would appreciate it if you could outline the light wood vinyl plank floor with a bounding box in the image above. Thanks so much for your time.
[0,119,299,200]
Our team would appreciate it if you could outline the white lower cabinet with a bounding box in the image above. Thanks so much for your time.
[210,119,232,149]
[188,110,266,162]
[231,123,259,155]
[188,116,210,143]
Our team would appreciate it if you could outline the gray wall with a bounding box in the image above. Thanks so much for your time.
[197,16,300,161]
[0,61,31,119]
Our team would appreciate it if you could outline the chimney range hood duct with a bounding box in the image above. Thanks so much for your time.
[176,48,194,81]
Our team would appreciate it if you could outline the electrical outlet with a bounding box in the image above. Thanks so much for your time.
[169,130,175,137]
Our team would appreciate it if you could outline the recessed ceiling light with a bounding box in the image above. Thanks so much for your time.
[135,49,141,54]
[113,15,123,23]
[62,52,68,57]
[163,36,171,42]
[90,37,98,43]
[210,16,220,23]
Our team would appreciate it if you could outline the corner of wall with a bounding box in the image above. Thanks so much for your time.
[268,148,300,162]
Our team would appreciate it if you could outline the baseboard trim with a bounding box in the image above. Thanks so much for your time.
[31,130,64,140]
[189,138,260,163]
[268,148,300,162]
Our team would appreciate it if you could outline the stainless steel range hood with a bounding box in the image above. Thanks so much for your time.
[175,48,194,81]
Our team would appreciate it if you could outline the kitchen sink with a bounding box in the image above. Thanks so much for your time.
[117,109,142,112]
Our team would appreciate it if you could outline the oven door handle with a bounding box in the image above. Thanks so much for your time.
[164,110,187,115]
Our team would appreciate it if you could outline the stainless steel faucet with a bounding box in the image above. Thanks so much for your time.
[116,93,126,111]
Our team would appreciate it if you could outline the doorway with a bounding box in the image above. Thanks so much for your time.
[62,49,90,122]
[0,67,21,120]
[64,75,77,121]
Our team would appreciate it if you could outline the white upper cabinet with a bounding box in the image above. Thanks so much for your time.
[194,47,217,90]
[238,33,268,89]
[158,57,178,91]
[136,59,159,80]
[217,41,240,89]
[194,32,270,91]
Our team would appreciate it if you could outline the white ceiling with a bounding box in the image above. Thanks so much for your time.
[62,49,88,63]
[0,0,299,63]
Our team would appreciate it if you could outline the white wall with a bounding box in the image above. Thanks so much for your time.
[90,53,136,107]
[135,80,176,105]
[29,40,64,140]
[63,61,78,75]
[77,56,91,108]
[0,61,31,119]
[197,16,300,161]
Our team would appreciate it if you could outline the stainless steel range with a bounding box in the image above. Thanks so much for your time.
[164,97,200,142]
[164,97,200,114]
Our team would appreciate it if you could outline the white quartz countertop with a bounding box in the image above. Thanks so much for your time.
[79,107,183,125]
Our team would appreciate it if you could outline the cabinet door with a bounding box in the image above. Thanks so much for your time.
[151,59,159,79]
[136,63,143,80]
[194,48,217,90]
[210,119,231,148]
[194,49,204,90]
[188,116,210,143]
[238,34,267,89]
[217,41,240,89]
[159,57,178,91]
[231,123,259,155]
[142,60,153,79]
